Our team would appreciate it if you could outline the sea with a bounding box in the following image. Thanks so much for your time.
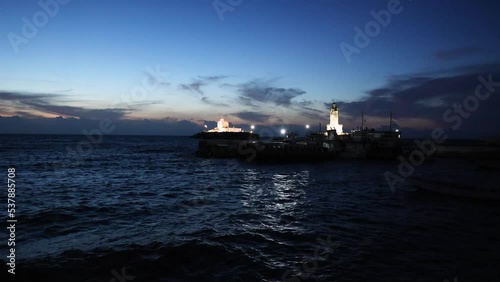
[0,134,499,282]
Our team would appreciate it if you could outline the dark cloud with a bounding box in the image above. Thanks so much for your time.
[0,90,130,120]
[295,100,324,113]
[237,96,259,108]
[179,80,206,95]
[0,91,59,101]
[178,75,230,107]
[232,111,271,123]
[296,100,313,107]
[237,80,306,106]
[201,96,229,107]
[433,47,479,61]
[26,103,129,120]
[297,100,323,113]
[334,62,500,137]
[179,75,227,95]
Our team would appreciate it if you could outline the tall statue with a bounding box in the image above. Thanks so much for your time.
[327,103,343,134]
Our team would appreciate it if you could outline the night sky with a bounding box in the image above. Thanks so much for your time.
[1,0,500,137]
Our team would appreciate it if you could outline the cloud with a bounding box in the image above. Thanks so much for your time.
[27,102,129,120]
[333,62,500,137]
[178,76,232,106]
[179,75,227,96]
[433,47,479,61]
[0,90,130,120]
[297,100,323,113]
[25,103,130,120]
[0,91,59,101]
[201,96,229,107]
[237,96,259,108]
[237,79,306,107]
[179,80,206,95]
[232,111,271,123]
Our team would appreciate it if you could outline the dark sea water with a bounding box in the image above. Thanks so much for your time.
[0,134,499,282]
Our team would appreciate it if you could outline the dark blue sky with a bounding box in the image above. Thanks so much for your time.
[1,0,500,137]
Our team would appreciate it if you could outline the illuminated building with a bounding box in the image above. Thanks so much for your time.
[206,117,243,133]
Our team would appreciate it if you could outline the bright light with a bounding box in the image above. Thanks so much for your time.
[280,129,286,135]
[204,125,208,128]
[305,124,310,129]
[395,129,399,132]
[251,125,255,130]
